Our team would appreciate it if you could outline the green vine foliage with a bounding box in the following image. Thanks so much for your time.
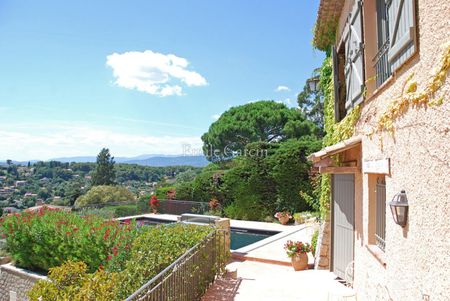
[318,56,361,218]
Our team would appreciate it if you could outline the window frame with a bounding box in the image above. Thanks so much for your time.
[373,0,392,88]
[374,176,386,252]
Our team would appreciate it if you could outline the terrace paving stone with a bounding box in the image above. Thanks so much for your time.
[202,260,350,301]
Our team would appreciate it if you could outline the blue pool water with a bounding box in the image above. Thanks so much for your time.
[230,228,278,250]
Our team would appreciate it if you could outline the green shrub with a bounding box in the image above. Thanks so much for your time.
[117,224,213,298]
[311,229,319,256]
[175,181,195,201]
[75,185,135,208]
[0,208,137,272]
[223,197,269,221]
[74,207,115,220]
[112,205,138,217]
[137,195,151,214]
[28,261,119,301]
[155,186,176,200]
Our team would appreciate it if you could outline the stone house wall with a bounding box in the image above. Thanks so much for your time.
[314,219,331,270]
[0,264,46,301]
[329,0,450,300]
[312,0,450,299]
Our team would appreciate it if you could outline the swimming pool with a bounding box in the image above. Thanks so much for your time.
[230,227,279,250]
[131,217,279,250]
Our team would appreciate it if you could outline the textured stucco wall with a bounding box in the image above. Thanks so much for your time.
[0,264,46,301]
[331,0,450,300]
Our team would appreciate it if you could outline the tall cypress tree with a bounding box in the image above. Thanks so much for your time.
[91,148,116,186]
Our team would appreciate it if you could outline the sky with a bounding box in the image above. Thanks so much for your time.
[0,0,324,161]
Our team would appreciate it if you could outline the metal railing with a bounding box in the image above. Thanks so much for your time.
[159,200,210,215]
[373,39,392,88]
[125,229,228,301]
[375,177,386,251]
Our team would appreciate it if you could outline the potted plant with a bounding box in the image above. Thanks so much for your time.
[208,198,221,216]
[274,211,292,225]
[149,195,160,214]
[284,240,311,271]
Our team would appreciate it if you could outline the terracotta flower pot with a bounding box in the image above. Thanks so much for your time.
[278,216,290,225]
[291,253,308,271]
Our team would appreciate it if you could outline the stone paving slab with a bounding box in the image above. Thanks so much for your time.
[232,224,319,265]
[202,261,351,301]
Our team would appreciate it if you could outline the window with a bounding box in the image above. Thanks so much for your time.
[374,0,392,87]
[375,176,386,251]
[386,0,418,72]
[333,0,418,108]
[333,44,347,122]
[333,0,365,122]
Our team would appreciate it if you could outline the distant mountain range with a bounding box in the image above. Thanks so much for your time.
[0,155,209,167]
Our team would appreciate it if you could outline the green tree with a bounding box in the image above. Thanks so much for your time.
[297,70,325,134]
[91,148,116,186]
[174,181,194,201]
[74,185,135,208]
[268,137,322,212]
[175,169,198,183]
[201,101,318,161]
[66,181,83,206]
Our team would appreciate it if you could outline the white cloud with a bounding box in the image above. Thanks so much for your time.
[0,124,202,161]
[106,50,207,97]
[275,98,292,106]
[211,114,221,121]
[275,85,290,92]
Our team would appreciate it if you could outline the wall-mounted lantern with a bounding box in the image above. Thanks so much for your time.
[306,76,320,93]
[389,190,409,227]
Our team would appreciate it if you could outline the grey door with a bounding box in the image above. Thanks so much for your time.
[332,174,355,279]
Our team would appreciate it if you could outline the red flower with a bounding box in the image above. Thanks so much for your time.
[103,228,111,240]
[149,195,160,207]
[66,231,71,235]
[107,255,112,261]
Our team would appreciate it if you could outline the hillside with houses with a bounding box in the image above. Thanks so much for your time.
[0,161,199,212]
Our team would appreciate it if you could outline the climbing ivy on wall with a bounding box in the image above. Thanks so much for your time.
[374,42,450,137]
[318,55,361,218]
[317,42,450,217]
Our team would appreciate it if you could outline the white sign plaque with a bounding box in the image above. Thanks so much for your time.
[363,159,390,174]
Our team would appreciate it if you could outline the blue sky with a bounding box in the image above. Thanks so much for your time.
[0,0,324,160]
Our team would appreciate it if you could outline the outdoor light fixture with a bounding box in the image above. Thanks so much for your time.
[306,76,320,93]
[389,190,409,227]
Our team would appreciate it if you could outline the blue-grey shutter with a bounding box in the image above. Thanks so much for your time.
[343,0,365,111]
[332,46,341,122]
[386,0,417,71]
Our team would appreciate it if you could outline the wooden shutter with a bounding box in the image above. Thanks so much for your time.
[332,46,341,122]
[343,0,365,111]
[386,0,417,71]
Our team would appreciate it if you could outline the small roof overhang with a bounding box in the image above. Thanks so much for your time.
[312,0,345,50]
[308,135,362,163]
